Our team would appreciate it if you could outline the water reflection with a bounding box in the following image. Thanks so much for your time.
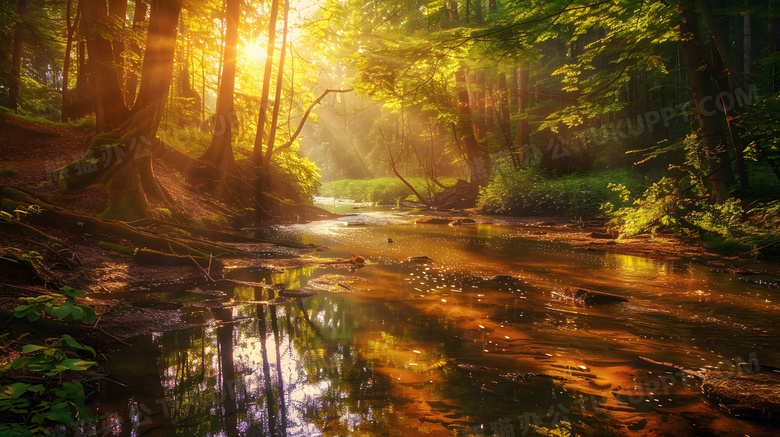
[95,208,780,437]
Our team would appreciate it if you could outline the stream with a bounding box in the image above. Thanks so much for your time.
[89,200,780,436]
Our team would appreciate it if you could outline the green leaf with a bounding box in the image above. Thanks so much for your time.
[53,306,71,320]
[59,359,96,371]
[21,344,46,353]
[26,384,44,394]
[69,306,84,320]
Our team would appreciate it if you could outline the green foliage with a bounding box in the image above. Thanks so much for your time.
[0,332,97,434]
[686,199,780,257]
[479,167,645,217]
[320,177,457,204]
[13,286,96,324]
[602,177,685,237]
[4,335,96,377]
[271,148,322,203]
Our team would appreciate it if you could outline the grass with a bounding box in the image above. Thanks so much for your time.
[478,168,647,217]
[319,177,458,204]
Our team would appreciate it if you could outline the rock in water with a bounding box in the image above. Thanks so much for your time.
[387,238,394,243]
[702,370,780,425]
[553,287,628,305]
[450,218,476,226]
[406,256,434,264]
[416,217,453,225]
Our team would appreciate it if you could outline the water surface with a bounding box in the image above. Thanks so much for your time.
[92,202,780,436]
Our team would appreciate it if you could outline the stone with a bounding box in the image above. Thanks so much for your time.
[702,370,780,425]
[553,287,628,305]
[416,217,453,225]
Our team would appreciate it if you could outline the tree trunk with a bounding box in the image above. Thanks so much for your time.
[699,0,750,190]
[456,69,487,186]
[62,0,75,121]
[199,0,239,185]
[496,72,514,152]
[485,74,495,134]
[108,0,128,101]
[7,0,27,110]
[83,0,130,132]
[680,0,734,202]
[517,66,530,166]
[125,0,148,107]
[472,69,490,177]
[744,13,751,75]
[178,13,201,124]
[251,0,281,165]
[60,0,182,221]
[262,0,291,171]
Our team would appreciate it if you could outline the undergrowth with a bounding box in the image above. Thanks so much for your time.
[478,167,646,217]
[319,177,458,204]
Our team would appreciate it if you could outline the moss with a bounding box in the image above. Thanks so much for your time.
[97,241,137,256]
[0,167,18,176]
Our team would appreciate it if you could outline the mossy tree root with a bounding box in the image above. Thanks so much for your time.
[1,187,236,258]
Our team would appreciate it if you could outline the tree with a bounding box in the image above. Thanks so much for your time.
[251,0,281,165]
[199,0,240,189]
[59,0,183,220]
[7,0,28,110]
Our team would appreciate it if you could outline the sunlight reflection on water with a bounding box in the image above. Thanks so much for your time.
[95,204,780,437]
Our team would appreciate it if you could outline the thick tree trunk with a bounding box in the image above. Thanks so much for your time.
[60,0,182,221]
[8,0,27,110]
[680,0,734,202]
[456,69,487,186]
[251,0,281,164]
[262,0,291,171]
[108,0,128,100]
[125,0,148,107]
[83,0,130,132]
[199,0,239,181]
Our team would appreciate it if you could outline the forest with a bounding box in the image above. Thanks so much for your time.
[0,0,779,436]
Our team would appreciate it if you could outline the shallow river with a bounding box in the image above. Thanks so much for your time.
[92,200,780,436]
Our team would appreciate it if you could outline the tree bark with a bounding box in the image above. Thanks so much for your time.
[252,0,281,164]
[108,0,128,101]
[517,66,530,166]
[262,0,291,171]
[680,0,734,201]
[83,0,130,132]
[60,0,182,221]
[125,0,148,107]
[199,0,239,181]
[8,0,27,110]
[496,72,514,152]
[62,0,75,121]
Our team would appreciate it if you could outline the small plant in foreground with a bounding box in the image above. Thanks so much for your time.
[14,286,96,324]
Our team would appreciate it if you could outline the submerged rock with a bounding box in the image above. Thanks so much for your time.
[702,370,780,425]
[553,287,628,305]
[406,256,434,264]
[450,218,476,226]
[416,217,453,225]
